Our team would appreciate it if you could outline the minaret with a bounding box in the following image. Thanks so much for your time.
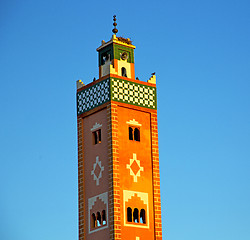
[76,16,162,240]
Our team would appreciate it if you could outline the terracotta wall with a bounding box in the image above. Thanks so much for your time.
[82,108,110,240]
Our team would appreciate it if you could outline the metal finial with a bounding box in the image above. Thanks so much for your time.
[112,15,118,34]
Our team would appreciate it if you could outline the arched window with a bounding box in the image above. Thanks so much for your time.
[129,127,133,140]
[96,212,101,227]
[134,128,140,141]
[133,208,139,223]
[128,126,141,142]
[127,207,132,222]
[102,210,106,225]
[122,67,127,77]
[91,213,96,228]
[140,209,146,224]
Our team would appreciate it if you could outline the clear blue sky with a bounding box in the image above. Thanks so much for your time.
[0,0,250,239]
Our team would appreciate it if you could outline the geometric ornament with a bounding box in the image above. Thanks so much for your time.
[77,78,157,115]
[123,190,149,229]
[76,77,157,116]
[91,156,104,186]
[111,78,156,109]
[88,192,108,233]
[126,153,144,182]
[126,119,142,127]
[77,78,110,115]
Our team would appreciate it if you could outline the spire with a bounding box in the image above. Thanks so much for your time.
[112,15,118,34]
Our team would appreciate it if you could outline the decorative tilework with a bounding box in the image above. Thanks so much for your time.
[77,78,110,115]
[111,78,157,109]
[76,77,157,115]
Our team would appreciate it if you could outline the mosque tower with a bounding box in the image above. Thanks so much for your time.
[76,16,162,240]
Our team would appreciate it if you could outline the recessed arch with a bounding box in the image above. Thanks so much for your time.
[129,127,134,140]
[91,213,96,228]
[134,128,140,141]
[140,209,146,224]
[96,212,101,227]
[102,210,106,225]
[127,207,132,222]
[121,67,127,77]
[133,208,139,223]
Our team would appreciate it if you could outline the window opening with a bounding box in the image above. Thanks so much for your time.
[122,67,127,77]
[93,129,101,145]
[129,127,133,140]
[103,54,109,63]
[140,209,146,224]
[93,131,98,144]
[102,53,110,64]
[127,207,132,222]
[91,213,96,228]
[102,210,106,225]
[133,208,139,223]
[98,129,101,143]
[128,126,141,142]
[96,212,101,227]
[134,128,140,141]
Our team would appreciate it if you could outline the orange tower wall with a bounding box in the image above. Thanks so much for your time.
[77,100,162,240]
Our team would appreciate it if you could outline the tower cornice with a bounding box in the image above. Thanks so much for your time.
[96,35,136,52]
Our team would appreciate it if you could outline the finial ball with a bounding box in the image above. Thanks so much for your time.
[112,14,118,34]
[112,28,118,34]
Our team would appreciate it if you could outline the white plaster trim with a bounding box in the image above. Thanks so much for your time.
[117,60,131,78]
[91,156,104,186]
[88,192,108,234]
[126,153,144,182]
[91,122,102,132]
[123,190,149,229]
[126,119,142,127]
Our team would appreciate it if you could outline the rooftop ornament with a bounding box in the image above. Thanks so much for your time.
[112,15,118,34]
[117,36,132,45]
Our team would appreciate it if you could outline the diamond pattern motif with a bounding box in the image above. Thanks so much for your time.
[126,153,144,182]
[94,163,101,178]
[131,160,140,176]
[91,156,104,186]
